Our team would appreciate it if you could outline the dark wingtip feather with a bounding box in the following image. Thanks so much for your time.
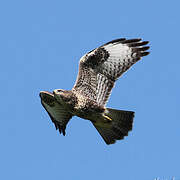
[138,46,150,51]
[102,38,150,50]
[58,128,62,134]
[54,123,58,130]
[128,41,149,47]
[104,38,126,46]
[126,39,150,58]
[62,129,66,136]
[122,38,141,44]
[57,124,66,136]
[142,41,149,45]
[140,51,150,56]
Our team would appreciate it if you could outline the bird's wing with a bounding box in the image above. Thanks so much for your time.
[39,91,72,136]
[73,38,150,106]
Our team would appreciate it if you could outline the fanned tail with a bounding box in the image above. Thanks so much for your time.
[93,108,134,145]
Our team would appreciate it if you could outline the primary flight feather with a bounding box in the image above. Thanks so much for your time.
[40,38,150,145]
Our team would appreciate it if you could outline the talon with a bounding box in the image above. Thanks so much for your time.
[103,114,112,121]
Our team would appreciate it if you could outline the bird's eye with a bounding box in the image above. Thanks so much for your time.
[57,89,62,92]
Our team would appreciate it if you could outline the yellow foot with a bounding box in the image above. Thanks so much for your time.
[103,114,112,121]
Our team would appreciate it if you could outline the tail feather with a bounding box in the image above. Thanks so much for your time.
[108,108,134,135]
[93,108,134,145]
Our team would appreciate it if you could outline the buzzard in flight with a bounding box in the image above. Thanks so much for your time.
[40,38,150,145]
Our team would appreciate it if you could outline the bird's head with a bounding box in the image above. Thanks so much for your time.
[53,89,74,105]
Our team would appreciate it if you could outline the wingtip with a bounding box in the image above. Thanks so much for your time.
[39,91,44,98]
[143,41,149,45]
[106,139,116,145]
[140,51,150,56]
[62,130,66,136]
[103,38,126,46]
[122,38,142,44]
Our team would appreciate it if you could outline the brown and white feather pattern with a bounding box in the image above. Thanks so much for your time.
[96,73,114,106]
[73,38,149,106]
[73,64,97,100]
[97,39,149,80]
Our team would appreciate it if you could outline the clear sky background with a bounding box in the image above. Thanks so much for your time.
[0,0,179,180]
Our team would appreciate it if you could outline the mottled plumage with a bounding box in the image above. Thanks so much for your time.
[40,38,150,145]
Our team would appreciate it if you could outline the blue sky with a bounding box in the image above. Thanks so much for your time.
[0,0,180,179]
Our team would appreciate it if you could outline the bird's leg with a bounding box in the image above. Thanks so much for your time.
[103,114,112,122]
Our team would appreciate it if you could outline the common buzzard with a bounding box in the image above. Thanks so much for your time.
[40,38,150,145]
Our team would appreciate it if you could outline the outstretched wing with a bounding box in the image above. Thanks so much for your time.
[39,91,73,135]
[73,38,150,106]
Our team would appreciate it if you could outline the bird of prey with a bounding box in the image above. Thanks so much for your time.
[40,38,150,145]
